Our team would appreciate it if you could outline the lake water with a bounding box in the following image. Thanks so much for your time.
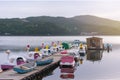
[0,36,120,80]
[43,45,120,80]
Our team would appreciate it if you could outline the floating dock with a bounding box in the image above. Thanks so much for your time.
[0,53,68,80]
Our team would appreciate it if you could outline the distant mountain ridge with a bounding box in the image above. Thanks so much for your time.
[0,15,120,36]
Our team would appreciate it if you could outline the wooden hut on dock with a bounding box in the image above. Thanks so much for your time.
[86,37,103,50]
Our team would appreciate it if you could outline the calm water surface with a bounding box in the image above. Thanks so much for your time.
[0,36,120,80]
[43,44,120,80]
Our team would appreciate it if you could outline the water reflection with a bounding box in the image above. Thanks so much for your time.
[79,51,86,64]
[86,50,103,62]
[59,61,80,80]
[79,58,84,64]
[60,68,75,79]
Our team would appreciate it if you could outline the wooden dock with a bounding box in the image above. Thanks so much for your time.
[0,53,68,80]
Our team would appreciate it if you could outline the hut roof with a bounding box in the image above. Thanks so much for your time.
[86,36,102,39]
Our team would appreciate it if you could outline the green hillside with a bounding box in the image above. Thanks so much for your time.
[0,15,120,36]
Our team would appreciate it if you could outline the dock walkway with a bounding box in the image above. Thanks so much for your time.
[0,53,68,80]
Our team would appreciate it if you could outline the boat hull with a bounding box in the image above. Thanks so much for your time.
[1,65,14,70]
[36,58,53,66]
[61,68,75,73]
[13,67,34,74]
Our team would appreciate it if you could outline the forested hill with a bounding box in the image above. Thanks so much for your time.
[0,15,120,36]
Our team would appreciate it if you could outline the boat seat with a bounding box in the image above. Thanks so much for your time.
[23,62,35,68]
[20,66,30,70]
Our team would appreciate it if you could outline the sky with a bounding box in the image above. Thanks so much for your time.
[0,0,120,21]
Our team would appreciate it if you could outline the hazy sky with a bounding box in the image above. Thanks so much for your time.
[0,0,120,20]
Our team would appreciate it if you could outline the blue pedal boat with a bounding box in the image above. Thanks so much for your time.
[13,61,36,74]
[36,58,53,66]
